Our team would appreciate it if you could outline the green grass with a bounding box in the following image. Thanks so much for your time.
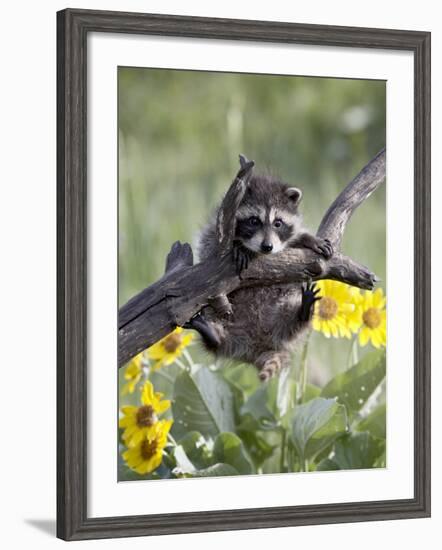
[118,67,386,382]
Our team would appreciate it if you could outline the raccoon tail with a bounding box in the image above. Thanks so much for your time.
[256,351,290,382]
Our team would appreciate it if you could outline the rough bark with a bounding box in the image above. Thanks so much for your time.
[118,149,385,367]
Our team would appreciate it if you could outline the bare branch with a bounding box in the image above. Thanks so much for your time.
[118,150,386,367]
[318,148,386,247]
[216,158,254,254]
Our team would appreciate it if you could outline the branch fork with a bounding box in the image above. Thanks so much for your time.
[118,149,386,367]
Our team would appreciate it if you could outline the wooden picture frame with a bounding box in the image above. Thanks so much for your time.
[57,8,431,541]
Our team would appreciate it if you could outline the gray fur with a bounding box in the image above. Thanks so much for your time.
[196,173,332,381]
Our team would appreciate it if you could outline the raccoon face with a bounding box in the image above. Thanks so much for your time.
[235,186,303,254]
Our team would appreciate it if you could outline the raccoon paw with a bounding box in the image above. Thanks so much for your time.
[232,241,254,276]
[297,234,334,259]
[299,282,321,322]
[182,313,222,350]
[319,238,334,259]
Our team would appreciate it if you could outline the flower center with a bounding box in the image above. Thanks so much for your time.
[318,296,338,320]
[136,405,157,428]
[140,438,158,460]
[163,333,182,353]
[362,307,381,329]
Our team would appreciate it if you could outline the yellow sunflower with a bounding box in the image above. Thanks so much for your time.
[123,419,173,475]
[147,327,193,370]
[354,288,387,348]
[312,280,361,338]
[121,353,143,395]
[119,380,171,446]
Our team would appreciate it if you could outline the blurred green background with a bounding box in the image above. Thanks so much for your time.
[118,67,386,384]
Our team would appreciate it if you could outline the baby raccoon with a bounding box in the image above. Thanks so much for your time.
[189,156,333,381]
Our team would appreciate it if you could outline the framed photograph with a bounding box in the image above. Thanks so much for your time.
[57,8,431,541]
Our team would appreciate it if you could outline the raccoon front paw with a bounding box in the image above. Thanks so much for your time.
[299,282,321,322]
[295,233,334,260]
[312,237,333,259]
[232,241,254,276]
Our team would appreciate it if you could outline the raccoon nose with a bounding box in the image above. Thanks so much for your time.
[261,242,273,253]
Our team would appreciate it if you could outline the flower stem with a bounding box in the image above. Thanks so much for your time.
[287,441,295,472]
[346,334,359,369]
[174,357,189,371]
[298,331,311,404]
[280,429,287,472]
[167,433,178,447]
[352,337,359,365]
[182,348,195,370]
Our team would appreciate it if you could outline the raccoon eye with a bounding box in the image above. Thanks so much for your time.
[248,216,261,226]
[273,218,283,228]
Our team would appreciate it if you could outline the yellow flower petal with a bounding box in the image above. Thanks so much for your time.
[359,326,370,347]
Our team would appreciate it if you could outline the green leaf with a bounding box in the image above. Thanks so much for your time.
[172,367,235,439]
[356,403,386,439]
[172,445,197,475]
[374,449,386,468]
[303,383,322,403]
[149,363,180,396]
[321,350,386,414]
[191,463,239,477]
[291,397,347,461]
[322,432,385,470]
[222,362,261,399]
[172,445,240,478]
[238,430,276,468]
[316,458,340,471]
[214,432,254,474]
[239,378,279,431]
[177,431,213,470]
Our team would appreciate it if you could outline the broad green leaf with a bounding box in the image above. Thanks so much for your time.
[238,430,276,468]
[172,367,235,439]
[356,403,386,439]
[214,432,254,475]
[291,397,347,461]
[262,447,283,474]
[321,350,386,414]
[149,363,180,396]
[178,431,213,470]
[374,449,386,468]
[173,445,197,475]
[303,383,322,403]
[172,446,240,478]
[222,362,261,399]
[191,463,239,477]
[239,378,279,431]
[318,432,385,470]
[316,458,340,471]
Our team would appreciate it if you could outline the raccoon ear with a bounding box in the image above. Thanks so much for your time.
[239,154,250,168]
[286,187,303,206]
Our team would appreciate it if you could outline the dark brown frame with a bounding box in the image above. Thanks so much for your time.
[57,8,431,541]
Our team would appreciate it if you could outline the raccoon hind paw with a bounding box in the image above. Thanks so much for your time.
[182,313,222,350]
[299,282,321,322]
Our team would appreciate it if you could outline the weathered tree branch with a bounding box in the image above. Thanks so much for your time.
[118,149,386,367]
